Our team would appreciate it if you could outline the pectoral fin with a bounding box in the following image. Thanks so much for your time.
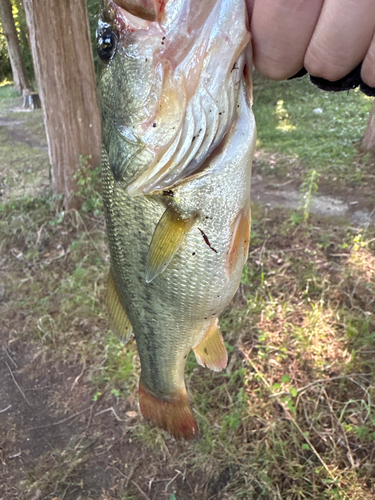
[193,319,228,371]
[146,205,197,283]
[107,270,133,343]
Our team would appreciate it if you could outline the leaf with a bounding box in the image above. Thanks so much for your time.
[290,387,298,398]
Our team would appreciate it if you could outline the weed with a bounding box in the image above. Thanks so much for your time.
[89,333,139,401]
[73,154,103,216]
[299,168,320,222]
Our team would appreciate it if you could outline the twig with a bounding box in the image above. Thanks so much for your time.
[114,467,151,500]
[75,406,95,450]
[4,347,18,369]
[165,470,183,492]
[269,374,369,399]
[269,179,295,188]
[70,364,85,391]
[5,361,32,406]
[95,406,126,422]
[29,405,93,430]
[323,388,356,472]
[130,479,152,500]
[36,221,47,245]
[0,404,12,413]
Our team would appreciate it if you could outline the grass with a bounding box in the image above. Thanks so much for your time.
[0,78,374,499]
[253,73,375,191]
[0,81,19,105]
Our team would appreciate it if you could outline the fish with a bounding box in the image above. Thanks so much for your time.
[96,0,256,439]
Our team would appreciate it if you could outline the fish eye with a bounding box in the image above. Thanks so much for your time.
[97,28,117,62]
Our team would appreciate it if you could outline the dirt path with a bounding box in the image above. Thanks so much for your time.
[0,100,48,152]
[251,172,375,227]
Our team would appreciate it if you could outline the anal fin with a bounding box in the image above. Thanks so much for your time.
[193,319,228,372]
[107,270,133,343]
[146,205,197,283]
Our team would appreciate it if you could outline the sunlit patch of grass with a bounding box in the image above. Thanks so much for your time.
[275,99,297,132]
[253,74,374,191]
[254,75,371,170]
[0,83,22,112]
[0,81,18,96]
[348,242,375,284]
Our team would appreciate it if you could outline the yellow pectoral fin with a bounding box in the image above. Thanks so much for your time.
[107,270,133,343]
[145,205,197,283]
[193,319,228,372]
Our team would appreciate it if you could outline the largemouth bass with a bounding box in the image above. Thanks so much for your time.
[97,0,256,439]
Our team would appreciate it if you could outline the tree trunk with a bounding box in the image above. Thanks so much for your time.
[23,0,101,210]
[361,101,375,152]
[0,0,30,93]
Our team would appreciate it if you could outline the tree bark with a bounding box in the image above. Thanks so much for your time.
[0,0,30,93]
[23,0,101,210]
[361,101,375,153]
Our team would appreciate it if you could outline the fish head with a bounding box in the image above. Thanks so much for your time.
[97,0,251,190]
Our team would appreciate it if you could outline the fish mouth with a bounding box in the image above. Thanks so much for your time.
[101,0,251,196]
[105,0,160,24]
[114,0,159,21]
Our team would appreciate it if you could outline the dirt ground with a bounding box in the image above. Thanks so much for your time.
[0,337,206,500]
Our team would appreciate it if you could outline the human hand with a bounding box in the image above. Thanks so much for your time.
[246,0,375,88]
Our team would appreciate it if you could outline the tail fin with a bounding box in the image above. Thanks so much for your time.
[139,382,198,440]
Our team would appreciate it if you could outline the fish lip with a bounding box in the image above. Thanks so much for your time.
[112,0,158,22]
[103,0,158,32]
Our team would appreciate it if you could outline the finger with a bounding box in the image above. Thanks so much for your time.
[305,0,375,81]
[361,32,375,87]
[250,0,323,80]
[245,0,255,16]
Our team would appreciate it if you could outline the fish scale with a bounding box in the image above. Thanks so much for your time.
[98,0,255,439]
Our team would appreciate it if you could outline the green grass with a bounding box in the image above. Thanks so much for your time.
[0,81,19,98]
[253,74,374,190]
